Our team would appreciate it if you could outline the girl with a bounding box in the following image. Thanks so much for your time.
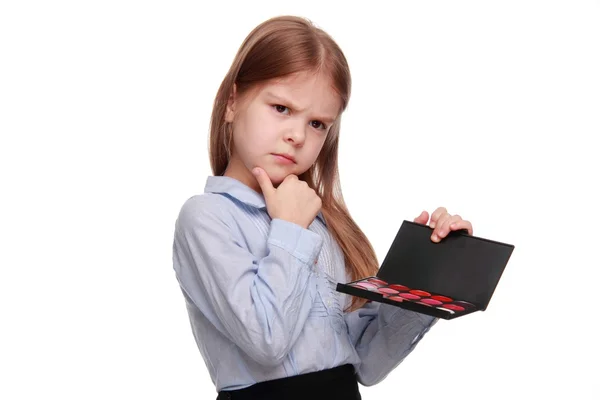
[172,15,473,400]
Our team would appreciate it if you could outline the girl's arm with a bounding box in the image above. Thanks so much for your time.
[173,195,322,367]
[344,298,438,386]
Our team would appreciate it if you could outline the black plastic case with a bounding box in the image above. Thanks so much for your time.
[336,221,515,319]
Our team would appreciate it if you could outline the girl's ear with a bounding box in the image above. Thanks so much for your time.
[225,84,237,123]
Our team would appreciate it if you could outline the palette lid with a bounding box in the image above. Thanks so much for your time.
[377,221,515,310]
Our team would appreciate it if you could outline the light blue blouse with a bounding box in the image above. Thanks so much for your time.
[172,176,437,392]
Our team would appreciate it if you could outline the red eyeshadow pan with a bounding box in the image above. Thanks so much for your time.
[399,293,420,300]
[388,284,409,291]
[443,304,465,311]
[420,298,443,306]
[355,282,378,290]
[387,296,404,302]
[368,278,388,286]
[378,288,399,295]
[431,295,453,302]
[453,301,475,309]
[409,290,430,297]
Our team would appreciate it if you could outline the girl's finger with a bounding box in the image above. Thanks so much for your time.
[253,167,275,198]
[429,207,448,229]
[435,214,462,239]
[431,213,454,241]
[450,219,473,235]
[413,210,429,225]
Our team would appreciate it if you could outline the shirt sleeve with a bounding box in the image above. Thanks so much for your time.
[172,196,323,367]
[344,297,438,386]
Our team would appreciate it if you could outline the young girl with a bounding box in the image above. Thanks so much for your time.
[172,15,473,400]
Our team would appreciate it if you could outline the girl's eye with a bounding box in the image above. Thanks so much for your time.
[311,120,327,130]
[273,105,289,114]
[273,105,326,130]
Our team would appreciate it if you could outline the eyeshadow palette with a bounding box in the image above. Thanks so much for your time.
[338,277,480,319]
[336,220,515,320]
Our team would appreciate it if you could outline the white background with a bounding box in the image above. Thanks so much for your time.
[1,1,599,399]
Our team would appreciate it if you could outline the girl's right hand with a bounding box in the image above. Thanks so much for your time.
[253,167,322,229]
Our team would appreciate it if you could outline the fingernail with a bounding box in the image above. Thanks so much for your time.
[252,168,259,176]
[431,233,439,242]
[450,223,457,228]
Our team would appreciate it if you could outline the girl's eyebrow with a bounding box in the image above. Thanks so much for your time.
[264,91,337,123]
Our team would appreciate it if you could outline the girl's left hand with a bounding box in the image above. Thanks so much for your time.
[413,207,473,243]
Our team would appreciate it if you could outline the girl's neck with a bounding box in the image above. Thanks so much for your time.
[223,157,261,194]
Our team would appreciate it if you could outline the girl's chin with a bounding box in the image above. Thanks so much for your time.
[268,175,288,187]
[256,166,298,183]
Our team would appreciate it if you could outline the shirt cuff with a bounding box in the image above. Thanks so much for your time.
[268,218,324,265]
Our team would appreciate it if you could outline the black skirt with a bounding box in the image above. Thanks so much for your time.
[217,364,361,400]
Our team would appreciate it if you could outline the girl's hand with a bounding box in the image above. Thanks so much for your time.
[253,167,322,229]
[413,207,473,243]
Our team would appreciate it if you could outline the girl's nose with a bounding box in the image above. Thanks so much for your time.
[284,124,306,146]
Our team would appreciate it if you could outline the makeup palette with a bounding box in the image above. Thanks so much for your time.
[336,221,515,320]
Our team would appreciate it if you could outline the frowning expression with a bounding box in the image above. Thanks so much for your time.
[224,71,342,191]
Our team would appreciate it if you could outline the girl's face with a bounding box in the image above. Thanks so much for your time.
[224,71,341,192]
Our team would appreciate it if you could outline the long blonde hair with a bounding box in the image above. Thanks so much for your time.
[209,16,378,311]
